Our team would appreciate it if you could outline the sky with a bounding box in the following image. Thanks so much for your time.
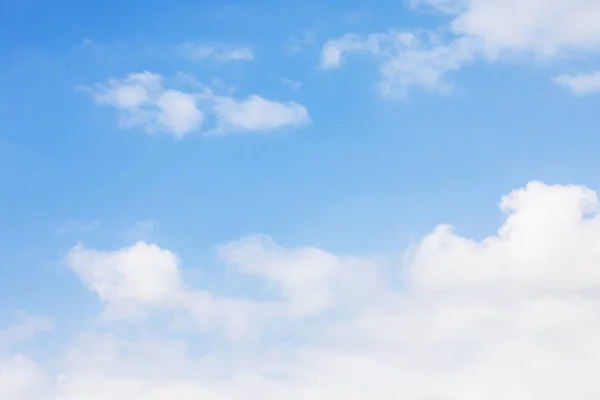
[1,0,600,398]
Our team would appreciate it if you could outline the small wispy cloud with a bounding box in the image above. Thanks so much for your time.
[286,30,317,55]
[281,78,303,91]
[177,42,255,63]
[321,31,476,97]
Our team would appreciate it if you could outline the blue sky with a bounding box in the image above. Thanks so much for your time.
[2,0,600,398]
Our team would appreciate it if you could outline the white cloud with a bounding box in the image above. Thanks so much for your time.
[217,235,380,317]
[64,234,375,330]
[87,72,310,137]
[154,90,203,135]
[178,42,254,63]
[554,70,600,95]
[408,182,600,295]
[8,181,600,399]
[323,0,600,96]
[90,71,203,138]
[212,95,310,133]
[378,36,476,97]
[67,242,182,308]
[442,0,600,58]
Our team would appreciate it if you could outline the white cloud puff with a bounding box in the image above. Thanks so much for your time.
[87,72,310,137]
[5,181,600,399]
[408,182,600,295]
[67,242,183,306]
[323,0,600,97]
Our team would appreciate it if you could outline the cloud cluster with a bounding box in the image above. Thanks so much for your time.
[323,0,600,97]
[4,181,600,398]
[321,32,477,96]
[87,72,310,137]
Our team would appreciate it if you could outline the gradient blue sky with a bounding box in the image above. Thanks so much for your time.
[2,0,600,398]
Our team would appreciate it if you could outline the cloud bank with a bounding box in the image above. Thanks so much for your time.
[4,181,600,399]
